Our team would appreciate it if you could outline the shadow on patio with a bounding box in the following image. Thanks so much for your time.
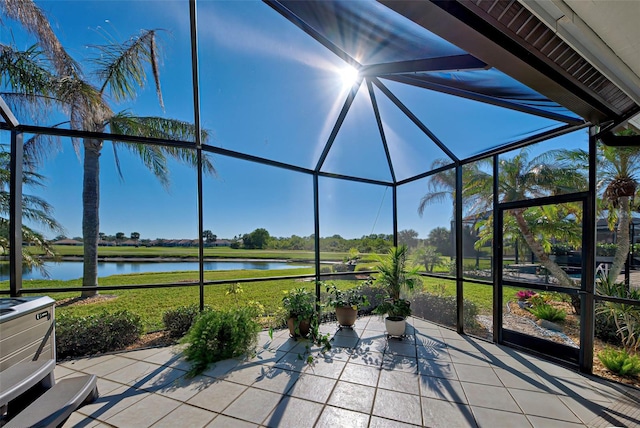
[57,316,640,427]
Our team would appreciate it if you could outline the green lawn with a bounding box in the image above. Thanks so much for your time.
[4,248,534,333]
[34,245,381,263]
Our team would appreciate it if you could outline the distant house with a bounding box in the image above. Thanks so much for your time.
[121,240,138,247]
[98,239,116,246]
[53,239,83,246]
[211,239,232,247]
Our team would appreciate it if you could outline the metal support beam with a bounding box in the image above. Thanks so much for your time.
[9,131,23,297]
[579,127,597,373]
[359,55,487,76]
[392,186,398,247]
[313,174,321,303]
[455,165,464,333]
[189,0,205,311]
[492,155,502,343]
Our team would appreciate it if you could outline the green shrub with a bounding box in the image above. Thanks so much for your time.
[528,303,566,322]
[163,305,203,339]
[333,263,350,273]
[595,309,622,345]
[410,292,479,329]
[597,348,640,376]
[319,266,332,274]
[181,306,261,376]
[56,310,142,360]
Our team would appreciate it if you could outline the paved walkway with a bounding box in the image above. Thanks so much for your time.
[56,316,640,427]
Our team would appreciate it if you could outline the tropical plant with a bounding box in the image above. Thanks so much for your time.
[596,275,640,353]
[558,136,640,282]
[0,149,62,272]
[597,348,640,377]
[1,0,214,296]
[373,245,421,318]
[181,306,261,377]
[413,244,442,272]
[528,303,566,322]
[324,282,368,309]
[515,290,537,302]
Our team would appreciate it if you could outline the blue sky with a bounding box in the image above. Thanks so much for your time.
[2,1,589,241]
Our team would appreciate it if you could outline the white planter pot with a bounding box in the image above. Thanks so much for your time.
[385,316,406,337]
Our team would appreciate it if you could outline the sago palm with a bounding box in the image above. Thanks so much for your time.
[1,0,214,296]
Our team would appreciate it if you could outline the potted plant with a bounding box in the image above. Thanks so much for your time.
[373,245,421,337]
[282,288,316,338]
[324,282,368,328]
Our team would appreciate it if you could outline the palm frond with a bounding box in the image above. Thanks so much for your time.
[0,0,79,77]
[92,29,166,108]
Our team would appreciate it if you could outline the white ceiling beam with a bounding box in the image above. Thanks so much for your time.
[520,0,640,107]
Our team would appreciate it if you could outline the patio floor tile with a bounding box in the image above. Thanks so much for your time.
[206,414,257,427]
[461,382,521,413]
[77,355,137,377]
[316,406,369,427]
[263,395,324,428]
[286,373,336,402]
[421,396,477,428]
[420,375,468,404]
[54,316,640,428]
[418,358,458,379]
[250,367,300,394]
[471,406,531,428]
[151,404,217,428]
[368,415,420,427]
[104,393,180,428]
[526,415,586,428]
[187,379,247,413]
[339,362,380,387]
[509,388,582,423]
[372,388,422,426]
[378,369,420,395]
[453,363,502,386]
[222,387,282,424]
[327,380,376,414]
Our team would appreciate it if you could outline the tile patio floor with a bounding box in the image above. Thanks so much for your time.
[56,316,640,427]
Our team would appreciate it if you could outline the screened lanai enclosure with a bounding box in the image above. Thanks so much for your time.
[2,0,639,375]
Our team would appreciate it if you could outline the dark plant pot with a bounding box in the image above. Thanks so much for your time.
[287,317,310,338]
[335,306,357,327]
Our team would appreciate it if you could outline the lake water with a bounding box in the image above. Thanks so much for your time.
[2,260,310,281]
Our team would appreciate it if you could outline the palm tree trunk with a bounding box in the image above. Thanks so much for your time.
[511,209,576,288]
[609,196,631,284]
[82,139,102,297]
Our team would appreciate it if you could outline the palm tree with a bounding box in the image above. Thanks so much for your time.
[559,135,640,283]
[1,0,214,296]
[421,149,586,288]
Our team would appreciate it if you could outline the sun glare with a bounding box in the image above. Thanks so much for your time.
[340,65,359,88]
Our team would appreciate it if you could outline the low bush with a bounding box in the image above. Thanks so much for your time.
[332,263,350,273]
[181,306,261,376]
[597,348,640,377]
[163,305,204,338]
[56,310,142,360]
[319,266,332,274]
[595,309,622,345]
[410,292,479,329]
[528,303,566,322]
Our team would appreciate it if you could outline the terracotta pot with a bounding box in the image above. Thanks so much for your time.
[335,306,357,327]
[287,317,311,338]
[385,316,406,337]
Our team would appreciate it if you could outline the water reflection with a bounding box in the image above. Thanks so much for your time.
[0,260,309,281]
